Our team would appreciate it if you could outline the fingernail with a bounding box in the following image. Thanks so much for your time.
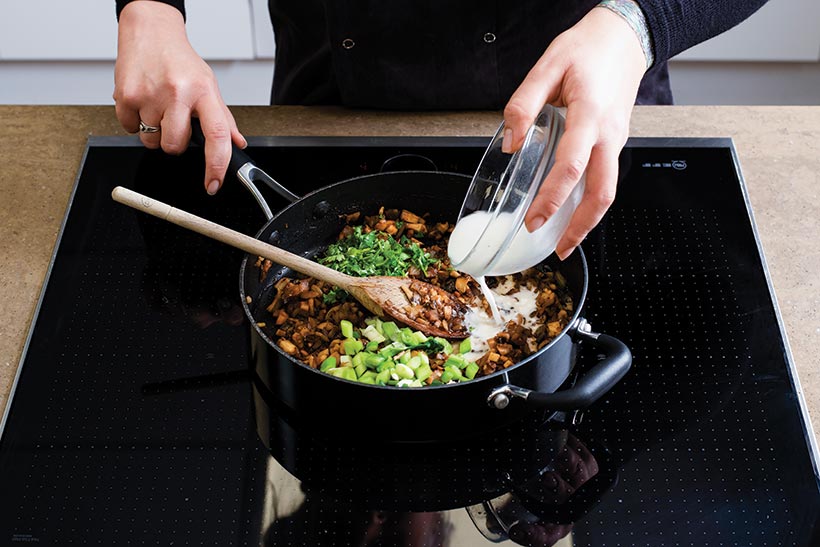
[556,246,575,261]
[501,128,513,154]
[240,137,248,149]
[526,215,546,233]
[207,180,220,195]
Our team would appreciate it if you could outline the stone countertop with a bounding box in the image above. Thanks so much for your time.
[1,105,818,441]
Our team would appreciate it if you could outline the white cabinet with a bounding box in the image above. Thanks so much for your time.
[675,0,820,62]
[0,0,256,60]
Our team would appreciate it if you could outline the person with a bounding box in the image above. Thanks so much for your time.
[113,0,768,259]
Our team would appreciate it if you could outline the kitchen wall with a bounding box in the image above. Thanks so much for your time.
[1,0,818,106]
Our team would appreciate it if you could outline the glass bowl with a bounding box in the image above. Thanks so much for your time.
[448,104,585,277]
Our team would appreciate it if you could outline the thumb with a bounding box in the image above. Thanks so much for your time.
[502,55,566,154]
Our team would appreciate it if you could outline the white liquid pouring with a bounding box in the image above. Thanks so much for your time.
[448,210,546,325]
[461,278,540,361]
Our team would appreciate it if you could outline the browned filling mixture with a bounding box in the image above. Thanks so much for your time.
[252,207,574,387]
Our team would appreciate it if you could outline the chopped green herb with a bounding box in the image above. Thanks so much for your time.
[323,287,349,304]
[318,226,438,278]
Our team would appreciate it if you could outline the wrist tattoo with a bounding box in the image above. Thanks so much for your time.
[597,0,655,69]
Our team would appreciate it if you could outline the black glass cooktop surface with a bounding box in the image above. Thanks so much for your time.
[1,136,818,546]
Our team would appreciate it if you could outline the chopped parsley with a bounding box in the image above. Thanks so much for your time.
[319,226,438,278]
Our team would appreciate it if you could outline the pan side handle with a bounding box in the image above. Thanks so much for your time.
[487,326,632,411]
[190,119,300,221]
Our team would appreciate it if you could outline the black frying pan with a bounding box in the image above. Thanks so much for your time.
[190,123,631,442]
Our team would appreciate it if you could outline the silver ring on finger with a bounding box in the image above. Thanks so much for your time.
[139,121,160,134]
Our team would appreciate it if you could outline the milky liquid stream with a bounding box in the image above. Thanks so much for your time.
[462,278,540,361]
[477,276,502,325]
[448,211,537,329]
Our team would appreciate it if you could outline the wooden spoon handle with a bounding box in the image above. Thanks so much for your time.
[111,186,353,288]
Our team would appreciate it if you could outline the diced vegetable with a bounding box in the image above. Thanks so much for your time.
[362,325,386,343]
[363,353,386,369]
[376,369,392,384]
[340,320,354,339]
[433,337,453,354]
[395,363,415,379]
[415,363,432,382]
[328,367,357,382]
[445,354,467,370]
[382,321,401,342]
[319,356,337,372]
[343,338,364,356]
[444,364,463,381]
[317,321,480,387]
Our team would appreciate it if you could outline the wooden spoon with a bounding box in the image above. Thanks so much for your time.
[112,187,468,339]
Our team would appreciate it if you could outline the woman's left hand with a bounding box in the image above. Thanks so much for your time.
[502,6,648,260]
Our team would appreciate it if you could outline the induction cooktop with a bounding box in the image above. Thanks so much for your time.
[1,136,818,546]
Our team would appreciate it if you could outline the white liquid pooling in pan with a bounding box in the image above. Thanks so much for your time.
[462,277,540,361]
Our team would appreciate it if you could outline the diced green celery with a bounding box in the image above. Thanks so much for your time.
[406,356,422,370]
[379,345,404,358]
[444,364,463,380]
[328,367,357,381]
[440,371,453,383]
[445,355,467,369]
[412,331,428,345]
[376,369,392,384]
[359,375,377,385]
[340,320,354,339]
[382,321,401,342]
[433,337,452,354]
[395,363,415,379]
[465,362,479,380]
[374,317,384,335]
[376,360,394,373]
[354,363,367,377]
[361,324,386,343]
[351,352,365,368]
[364,353,386,369]
[342,338,363,356]
[415,363,432,382]
[319,357,337,372]
[397,378,415,388]
[459,338,472,354]
[360,370,377,382]
[364,317,376,326]
[418,352,430,367]
[409,379,423,388]
[339,355,352,366]
[366,340,381,352]
[400,328,417,346]
[398,352,412,364]
[430,379,443,386]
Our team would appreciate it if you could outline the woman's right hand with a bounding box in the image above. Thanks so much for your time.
[114,1,246,195]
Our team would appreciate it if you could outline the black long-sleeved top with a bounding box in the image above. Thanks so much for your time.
[115,0,769,107]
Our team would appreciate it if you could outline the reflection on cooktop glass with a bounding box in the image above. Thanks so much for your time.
[0,136,818,546]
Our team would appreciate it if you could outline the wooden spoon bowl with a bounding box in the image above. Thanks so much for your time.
[112,187,468,339]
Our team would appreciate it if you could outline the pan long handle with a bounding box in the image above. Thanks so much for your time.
[487,324,632,411]
[112,186,353,289]
[189,119,300,220]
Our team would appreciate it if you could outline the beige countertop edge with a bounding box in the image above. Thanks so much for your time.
[1,105,818,446]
